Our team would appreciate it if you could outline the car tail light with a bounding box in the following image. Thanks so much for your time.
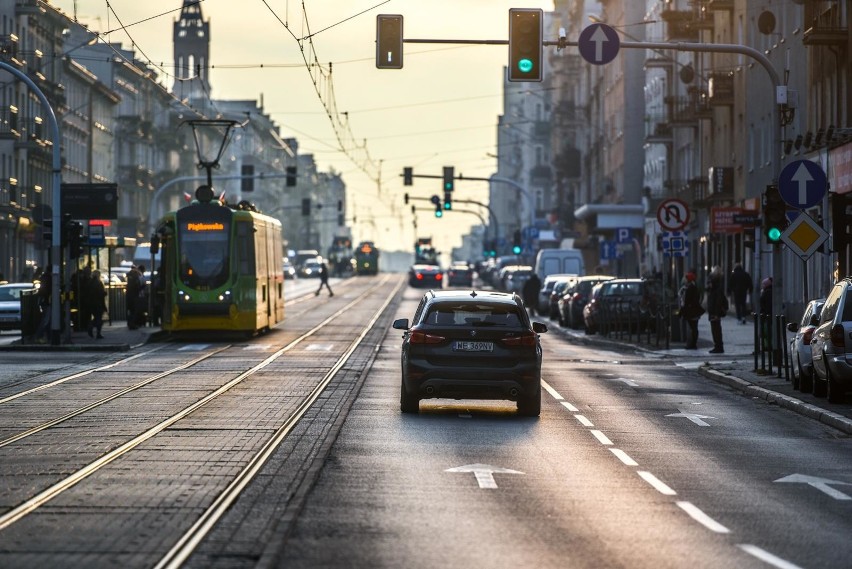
[416,273,424,280]
[501,332,536,347]
[572,292,581,301]
[409,330,445,344]
[802,327,815,345]
[830,324,846,348]
[435,273,443,280]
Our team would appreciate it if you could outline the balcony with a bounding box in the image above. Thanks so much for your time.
[702,0,734,12]
[661,9,700,42]
[0,106,19,140]
[15,117,51,156]
[708,73,734,106]
[803,3,848,46]
[0,34,21,67]
[645,115,673,145]
[15,0,45,15]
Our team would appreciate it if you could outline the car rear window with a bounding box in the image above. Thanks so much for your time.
[0,288,26,301]
[425,304,523,327]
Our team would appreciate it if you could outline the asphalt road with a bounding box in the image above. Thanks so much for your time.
[272,286,852,569]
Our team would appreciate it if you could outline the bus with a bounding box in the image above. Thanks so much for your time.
[153,188,284,334]
[353,241,379,275]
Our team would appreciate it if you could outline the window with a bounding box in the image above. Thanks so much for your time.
[426,303,522,327]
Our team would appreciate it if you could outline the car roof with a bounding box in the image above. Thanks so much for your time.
[425,290,520,306]
[0,282,35,289]
[577,274,615,282]
[412,264,440,269]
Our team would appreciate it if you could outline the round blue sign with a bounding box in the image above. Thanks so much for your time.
[578,23,620,66]
[778,159,827,209]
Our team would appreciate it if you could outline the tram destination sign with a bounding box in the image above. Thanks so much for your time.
[61,183,118,220]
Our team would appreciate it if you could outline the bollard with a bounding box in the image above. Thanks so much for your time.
[752,312,759,372]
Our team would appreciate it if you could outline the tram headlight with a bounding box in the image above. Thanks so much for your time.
[178,290,190,302]
[218,290,232,302]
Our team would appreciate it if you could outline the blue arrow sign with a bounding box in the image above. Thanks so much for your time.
[578,24,620,65]
[778,159,827,209]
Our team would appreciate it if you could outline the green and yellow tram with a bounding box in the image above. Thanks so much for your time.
[353,241,379,276]
[154,188,284,334]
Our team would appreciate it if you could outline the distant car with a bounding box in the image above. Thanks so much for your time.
[392,290,547,416]
[537,274,577,316]
[283,259,297,279]
[409,264,443,289]
[787,298,825,393]
[0,282,37,331]
[500,265,534,295]
[446,263,474,287]
[299,258,323,278]
[548,279,576,320]
[591,278,660,334]
[811,278,852,402]
[558,275,615,328]
[582,281,611,334]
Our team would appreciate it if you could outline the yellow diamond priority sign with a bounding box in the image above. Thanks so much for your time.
[780,214,828,259]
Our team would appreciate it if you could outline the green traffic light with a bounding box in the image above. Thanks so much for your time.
[512,245,522,254]
[443,201,451,210]
[767,227,782,242]
[518,59,533,73]
[435,209,443,218]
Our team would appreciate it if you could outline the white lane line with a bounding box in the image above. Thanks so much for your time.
[738,545,803,569]
[574,414,594,427]
[638,471,677,495]
[541,380,563,400]
[560,401,579,412]
[676,501,730,534]
[590,430,613,445]
[610,448,638,466]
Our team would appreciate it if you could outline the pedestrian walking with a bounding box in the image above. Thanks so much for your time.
[315,260,334,296]
[727,263,752,324]
[35,270,52,343]
[125,265,143,329]
[678,270,703,349]
[706,265,728,354]
[522,272,542,316]
[87,270,107,339]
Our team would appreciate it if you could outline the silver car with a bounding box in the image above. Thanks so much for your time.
[0,282,37,331]
[786,298,825,393]
[811,279,852,403]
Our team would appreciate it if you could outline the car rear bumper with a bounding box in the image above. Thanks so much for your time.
[827,355,852,385]
[403,361,541,401]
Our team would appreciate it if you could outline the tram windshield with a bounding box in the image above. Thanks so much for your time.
[177,217,231,289]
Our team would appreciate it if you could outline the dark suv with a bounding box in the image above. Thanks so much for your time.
[392,290,547,416]
[810,278,852,402]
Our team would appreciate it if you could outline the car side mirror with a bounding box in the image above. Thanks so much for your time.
[392,318,409,330]
[532,322,548,334]
[786,322,798,333]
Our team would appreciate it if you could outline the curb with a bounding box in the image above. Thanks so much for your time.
[698,366,852,435]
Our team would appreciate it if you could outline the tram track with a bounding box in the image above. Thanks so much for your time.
[0,274,402,542]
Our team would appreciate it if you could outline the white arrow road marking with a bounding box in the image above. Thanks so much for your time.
[666,410,716,426]
[445,464,524,489]
[774,474,852,500]
[616,377,639,387]
[591,26,609,62]
[306,343,334,351]
[243,345,272,351]
[791,162,814,205]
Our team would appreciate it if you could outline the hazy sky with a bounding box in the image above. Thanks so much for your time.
[48,0,554,256]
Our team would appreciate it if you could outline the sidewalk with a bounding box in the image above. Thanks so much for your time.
[0,321,163,352]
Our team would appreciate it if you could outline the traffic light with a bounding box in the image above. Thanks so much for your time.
[403,167,413,186]
[376,14,403,69]
[431,195,443,218]
[286,166,297,187]
[404,193,409,205]
[443,192,452,210]
[65,220,84,259]
[443,166,454,192]
[763,184,787,243]
[301,198,311,216]
[241,164,254,192]
[512,229,522,254]
[508,8,543,83]
[832,191,852,252]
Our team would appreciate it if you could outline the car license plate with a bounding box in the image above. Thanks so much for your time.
[454,341,493,352]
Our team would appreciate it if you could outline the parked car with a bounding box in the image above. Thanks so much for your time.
[787,298,826,393]
[283,258,297,279]
[0,282,38,331]
[592,278,661,333]
[408,264,443,289]
[558,275,615,328]
[548,279,577,320]
[583,281,613,334]
[499,265,534,294]
[446,262,474,287]
[811,278,852,402]
[392,290,547,416]
[537,274,577,316]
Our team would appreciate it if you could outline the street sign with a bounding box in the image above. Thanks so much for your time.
[662,231,689,257]
[61,183,118,220]
[615,227,631,243]
[600,240,617,260]
[778,159,827,209]
[780,214,828,260]
[657,198,690,231]
[577,23,620,65]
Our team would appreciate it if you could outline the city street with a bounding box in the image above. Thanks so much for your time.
[0,278,850,568]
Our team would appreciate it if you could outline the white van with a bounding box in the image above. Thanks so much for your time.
[534,248,584,281]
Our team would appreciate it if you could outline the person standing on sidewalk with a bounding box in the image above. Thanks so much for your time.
[315,260,334,297]
[679,271,703,349]
[86,271,107,339]
[727,263,752,324]
[706,265,728,354]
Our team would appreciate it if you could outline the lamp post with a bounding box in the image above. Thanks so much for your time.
[181,119,244,191]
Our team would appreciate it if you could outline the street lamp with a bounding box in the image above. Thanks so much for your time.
[181,119,245,190]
